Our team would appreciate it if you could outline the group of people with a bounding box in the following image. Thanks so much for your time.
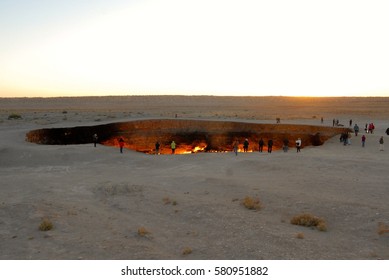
[93,131,384,154]
[332,118,355,127]
[93,133,304,155]
[340,131,385,150]
[232,137,301,155]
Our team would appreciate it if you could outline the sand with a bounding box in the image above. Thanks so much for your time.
[0,96,388,260]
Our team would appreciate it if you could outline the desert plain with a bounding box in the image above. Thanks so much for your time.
[0,95,388,259]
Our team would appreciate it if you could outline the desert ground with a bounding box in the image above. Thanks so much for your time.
[0,96,388,260]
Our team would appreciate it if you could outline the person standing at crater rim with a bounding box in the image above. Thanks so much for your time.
[283,138,289,152]
[93,133,98,147]
[233,140,239,156]
[171,140,176,154]
[267,139,273,153]
[118,138,124,153]
[243,138,249,152]
[296,138,302,153]
[155,140,160,155]
[258,138,264,152]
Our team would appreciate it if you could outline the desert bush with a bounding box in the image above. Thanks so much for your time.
[377,222,389,235]
[182,247,193,255]
[163,197,177,205]
[163,197,171,204]
[290,213,327,231]
[137,227,150,237]
[8,113,22,120]
[242,196,261,210]
[39,218,53,231]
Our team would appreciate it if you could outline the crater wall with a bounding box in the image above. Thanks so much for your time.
[26,119,350,154]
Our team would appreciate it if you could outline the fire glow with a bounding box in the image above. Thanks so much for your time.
[26,119,350,154]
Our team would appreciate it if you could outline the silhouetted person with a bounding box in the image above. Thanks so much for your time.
[258,138,264,152]
[93,133,98,147]
[119,138,124,153]
[267,139,273,153]
[233,140,239,156]
[155,141,160,154]
[283,138,289,152]
[243,138,249,152]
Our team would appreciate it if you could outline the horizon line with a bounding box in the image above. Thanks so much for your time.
[2,94,389,99]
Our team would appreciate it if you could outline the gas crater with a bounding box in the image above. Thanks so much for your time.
[26,119,348,154]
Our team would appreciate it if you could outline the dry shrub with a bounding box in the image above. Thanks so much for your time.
[377,222,389,235]
[163,197,177,205]
[242,196,261,210]
[39,218,53,231]
[162,197,171,204]
[137,227,150,237]
[291,213,327,231]
[182,247,193,255]
[296,232,305,239]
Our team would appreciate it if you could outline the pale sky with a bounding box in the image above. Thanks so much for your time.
[1,0,389,97]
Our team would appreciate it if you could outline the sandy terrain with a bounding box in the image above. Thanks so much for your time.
[0,96,388,260]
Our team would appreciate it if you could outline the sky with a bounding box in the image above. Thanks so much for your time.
[1,0,389,98]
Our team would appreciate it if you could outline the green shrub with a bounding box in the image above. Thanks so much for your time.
[39,218,53,231]
[8,113,22,120]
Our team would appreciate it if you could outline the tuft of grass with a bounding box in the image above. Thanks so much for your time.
[39,218,53,231]
[8,113,22,120]
[291,213,327,231]
[242,196,261,210]
[182,247,193,255]
[137,227,150,237]
[377,222,389,235]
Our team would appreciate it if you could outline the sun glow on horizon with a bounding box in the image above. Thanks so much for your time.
[1,0,389,98]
